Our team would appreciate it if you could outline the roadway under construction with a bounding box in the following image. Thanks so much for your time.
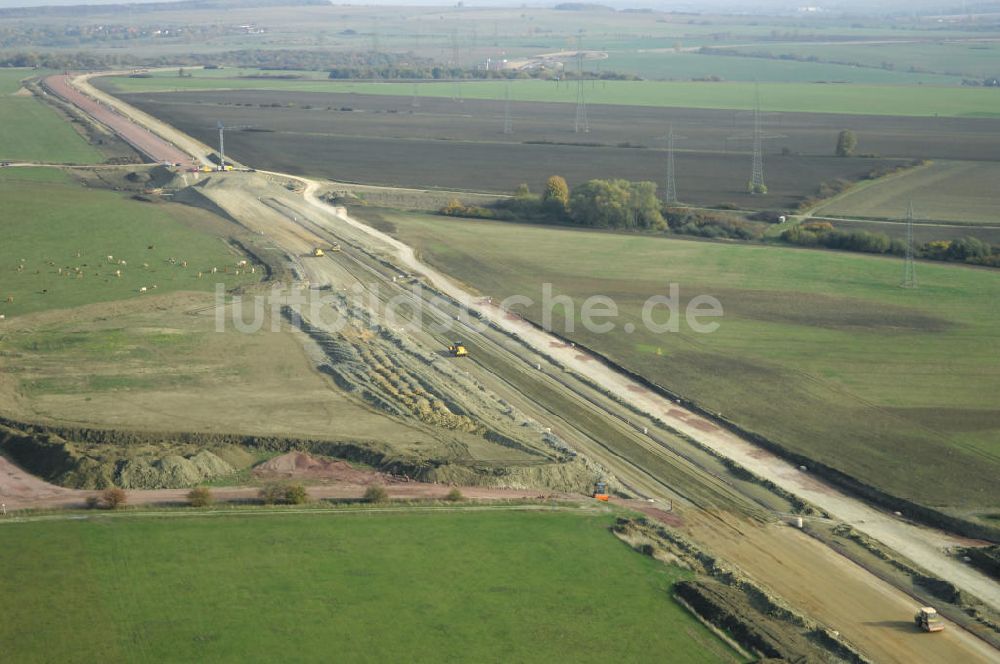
[37,70,1000,664]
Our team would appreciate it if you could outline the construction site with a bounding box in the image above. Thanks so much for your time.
[1,2,999,659]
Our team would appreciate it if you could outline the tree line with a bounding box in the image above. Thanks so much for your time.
[439,175,998,268]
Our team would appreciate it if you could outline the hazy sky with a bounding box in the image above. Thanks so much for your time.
[0,0,965,12]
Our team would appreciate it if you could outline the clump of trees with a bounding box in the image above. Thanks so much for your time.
[569,179,665,230]
[665,209,763,240]
[439,198,500,220]
[259,483,309,505]
[781,224,999,266]
[921,236,992,262]
[443,176,664,231]
[782,222,893,253]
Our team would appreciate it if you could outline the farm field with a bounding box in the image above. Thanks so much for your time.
[815,160,1000,225]
[357,208,1000,522]
[0,167,256,318]
[114,88,1000,162]
[0,69,101,163]
[0,509,742,664]
[599,51,960,84]
[115,88,1000,210]
[99,74,1000,118]
[724,40,1000,81]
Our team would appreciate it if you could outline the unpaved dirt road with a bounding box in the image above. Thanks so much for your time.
[0,454,571,511]
[33,71,1000,663]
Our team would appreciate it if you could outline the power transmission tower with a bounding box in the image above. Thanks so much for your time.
[749,84,766,195]
[450,30,461,69]
[901,202,918,289]
[573,52,588,133]
[664,124,678,205]
[503,80,513,135]
[217,120,225,170]
[370,28,383,83]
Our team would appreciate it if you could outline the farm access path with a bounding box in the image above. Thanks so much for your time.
[0,455,577,511]
[41,72,1000,662]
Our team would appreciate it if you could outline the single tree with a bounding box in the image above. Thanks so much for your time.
[101,487,127,510]
[444,487,464,502]
[188,487,213,507]
[541,175,570,216]
[284,484,308,505]
[363,484,389,503]
[259,483,285,505]
[835,129,857,157]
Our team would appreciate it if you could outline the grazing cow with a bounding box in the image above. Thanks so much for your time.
[138,287,148,293]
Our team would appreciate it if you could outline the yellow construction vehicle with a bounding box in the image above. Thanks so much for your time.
[593,480,609,502]
[199,165,214,173]
[914,607,944,633]
[448,342,468,357]
[312,247,325,257]
[329,243,342,252]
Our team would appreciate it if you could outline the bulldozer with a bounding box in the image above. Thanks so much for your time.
[312,247,325,257]
[914,607,944,633]
[593,480,610,502]
[448,342,468,358]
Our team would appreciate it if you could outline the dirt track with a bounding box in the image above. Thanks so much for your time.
[29,71,1000,663]
[0,454,572,511]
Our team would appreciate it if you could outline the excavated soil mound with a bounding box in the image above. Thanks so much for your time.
[253,452,389,484]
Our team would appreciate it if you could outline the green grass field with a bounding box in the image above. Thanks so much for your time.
[0,167,256,318]
[814,160,1000,224]
[726,40,1000,80]
[99,73,1000,118]
[361,209,1000,520]
[0,509,742,663]
[599,51,960,85]
[0,69,101,163]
